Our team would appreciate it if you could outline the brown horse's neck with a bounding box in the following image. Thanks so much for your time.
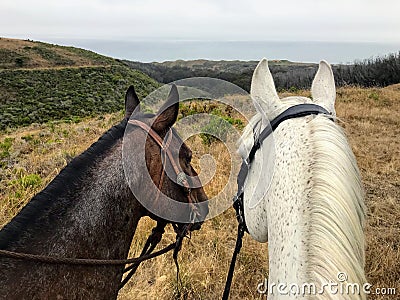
[0,121,145,299]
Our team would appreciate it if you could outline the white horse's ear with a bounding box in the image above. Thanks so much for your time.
[251,58,280,117]
[311,61,336,115]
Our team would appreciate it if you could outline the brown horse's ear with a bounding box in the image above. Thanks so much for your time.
[125,85,140,119]
[153,84,179,132]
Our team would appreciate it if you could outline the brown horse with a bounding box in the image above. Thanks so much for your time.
[0,85,208,299]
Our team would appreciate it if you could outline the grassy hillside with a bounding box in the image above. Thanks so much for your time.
[1,85,399,299]
[0,37,116,69]
[0,38,159,130]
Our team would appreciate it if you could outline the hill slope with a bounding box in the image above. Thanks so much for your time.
[0,38,159,130]
[123,51,400,91]
[122,59,317,92]
[0,37,116,69]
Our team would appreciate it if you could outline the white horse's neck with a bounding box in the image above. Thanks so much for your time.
[265,115,314,284]
[243,111,366,299]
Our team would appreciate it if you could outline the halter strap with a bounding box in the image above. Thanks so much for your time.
[128,120,167,151]
[127,119,200,220]
[128,120,190,188]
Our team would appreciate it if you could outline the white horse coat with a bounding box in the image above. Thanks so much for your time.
[239,59,366,299]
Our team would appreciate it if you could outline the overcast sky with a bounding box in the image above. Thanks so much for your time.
[1,0,399,43]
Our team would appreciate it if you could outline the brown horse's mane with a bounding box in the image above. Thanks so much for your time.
[0,118,128,249]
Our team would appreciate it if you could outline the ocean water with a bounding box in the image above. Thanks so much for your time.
[47,39,400,64]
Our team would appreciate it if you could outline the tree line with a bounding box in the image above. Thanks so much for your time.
[123,51,400,91]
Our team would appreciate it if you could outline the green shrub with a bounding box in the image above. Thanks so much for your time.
[200,117,231,146]
[31,46,74,66]
[368,92,380,101]
[21,134,34,142]
[0,137,14,167]
[15,57,26,67]
[19,174,42,188]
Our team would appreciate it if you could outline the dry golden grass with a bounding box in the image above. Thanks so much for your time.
[0,86,399,299]
[0,113,125,225]
[0,37,112,69]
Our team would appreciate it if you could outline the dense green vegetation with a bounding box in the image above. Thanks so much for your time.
[178,100,244,145]
[122,59,314,92]
[123,51,400,91]
[0,65,159,130]
[334,52,400,87]
[0,38,161,130]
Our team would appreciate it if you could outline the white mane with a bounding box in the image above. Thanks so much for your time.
[241,59,366,299]
[304,115,366,297]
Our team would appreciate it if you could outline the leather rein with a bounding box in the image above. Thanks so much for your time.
[0,119,201,291]
[222,104,332,299]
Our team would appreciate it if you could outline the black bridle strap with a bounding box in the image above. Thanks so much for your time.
[223,103,332,300]
[222,223,245,300]
[249,103,331,167]
[236,103,332,202]
[235,104,332,230]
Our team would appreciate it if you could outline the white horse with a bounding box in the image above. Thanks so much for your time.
[238,59,366,299]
